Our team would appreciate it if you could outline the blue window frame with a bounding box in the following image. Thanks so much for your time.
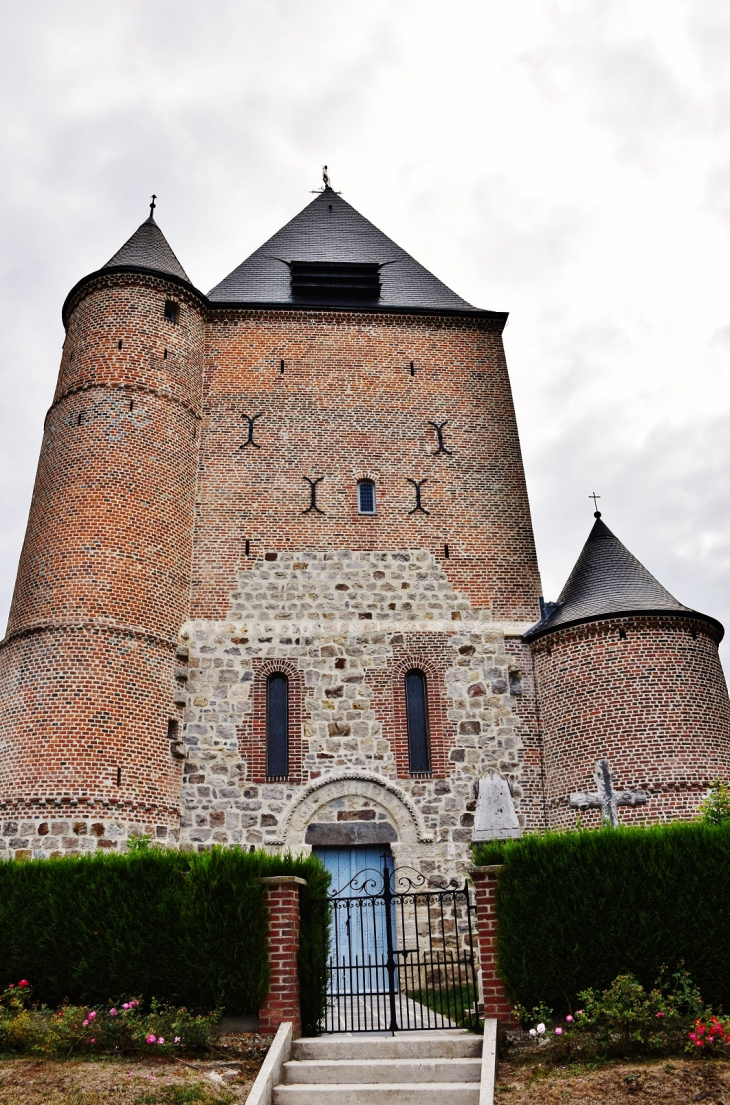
[358,480,376,514]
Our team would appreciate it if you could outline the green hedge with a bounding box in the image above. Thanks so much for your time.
[0,848,329,1017]
[473,822,730,1013]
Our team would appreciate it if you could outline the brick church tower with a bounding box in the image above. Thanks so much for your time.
[1,181,729,865]
[526,512,730,827]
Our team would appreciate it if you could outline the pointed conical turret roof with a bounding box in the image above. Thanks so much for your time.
[208,187,496,316]
[103,215,190,282]
[524,514,723,641]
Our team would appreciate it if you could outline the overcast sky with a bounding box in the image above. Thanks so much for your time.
[1,0,729,661]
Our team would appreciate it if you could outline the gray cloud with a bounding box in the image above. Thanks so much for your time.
[2,0,730,676]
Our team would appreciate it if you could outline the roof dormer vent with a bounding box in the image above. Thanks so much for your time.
[290,261,381,304]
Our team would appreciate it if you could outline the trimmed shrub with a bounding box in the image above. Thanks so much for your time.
[0,848,329,1016]
[473,822,730,1013]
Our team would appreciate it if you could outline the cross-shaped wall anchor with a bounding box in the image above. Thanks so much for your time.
[239,412,263,448]
[428,420,453,456]
[570,759,648,828]
[302,476,325,514]
[407,478,430,515]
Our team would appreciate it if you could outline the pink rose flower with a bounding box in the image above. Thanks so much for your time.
[158,1038,164,1045]
[555,1027,563,1035]
[146,1034,156,1044]
[565,1015,573,1023]
[110,1008,118,1016]
[82,1020,89,1027]
[122,1003,130,1010]
[174,1037,181,1043]
[88,1011,96,1021]
[656,1012,664,1018]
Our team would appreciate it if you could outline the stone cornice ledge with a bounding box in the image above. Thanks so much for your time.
[269,770,436,845]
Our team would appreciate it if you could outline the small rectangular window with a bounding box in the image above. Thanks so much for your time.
[164,301,178,323]
[358,481,376,514]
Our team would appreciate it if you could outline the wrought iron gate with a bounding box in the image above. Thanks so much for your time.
[309,859,480,1033]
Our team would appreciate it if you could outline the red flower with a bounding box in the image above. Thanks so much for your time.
[18,980,29,989]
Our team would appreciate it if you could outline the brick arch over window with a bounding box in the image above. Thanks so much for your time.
[391,653,448,779]
[240,658,305,784]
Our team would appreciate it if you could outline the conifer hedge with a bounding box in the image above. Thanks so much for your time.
[473,823,730,1013]
[0,848,329,1019]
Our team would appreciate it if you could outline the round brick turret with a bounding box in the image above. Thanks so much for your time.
[0,217,205,852]
[527,515,730,826]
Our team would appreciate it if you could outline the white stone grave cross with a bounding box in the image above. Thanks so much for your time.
[569,758,648,828]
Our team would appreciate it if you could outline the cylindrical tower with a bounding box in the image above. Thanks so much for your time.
[527,514,730,826]
[0,214,204,856]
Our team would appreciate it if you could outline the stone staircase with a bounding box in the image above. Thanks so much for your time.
[273,1030,484,1105]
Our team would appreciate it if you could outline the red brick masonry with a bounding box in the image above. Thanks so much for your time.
[471,865,519,1027]
[258,875,307,1035]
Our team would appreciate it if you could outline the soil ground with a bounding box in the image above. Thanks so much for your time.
[0,1033,268,1104]
[497,1056,730,1103]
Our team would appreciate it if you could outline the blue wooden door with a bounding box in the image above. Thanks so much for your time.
[313,846,394,995]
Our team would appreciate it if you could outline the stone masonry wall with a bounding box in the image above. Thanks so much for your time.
[177,548,541,883]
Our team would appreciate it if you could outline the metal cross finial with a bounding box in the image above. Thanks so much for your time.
[322,165,331,189]
[149,194,157,218]
[570,759,647,828]
[589,491,601,516]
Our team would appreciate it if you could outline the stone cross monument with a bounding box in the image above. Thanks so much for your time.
[569,759,648,828]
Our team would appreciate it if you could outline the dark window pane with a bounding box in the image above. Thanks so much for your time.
[267,673,289,777]
[358,481,375,513]
[405,669,430,774]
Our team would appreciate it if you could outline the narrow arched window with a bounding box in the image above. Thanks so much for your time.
[267,673,289,777]
[405,669,430,774]
[357,480,376,515]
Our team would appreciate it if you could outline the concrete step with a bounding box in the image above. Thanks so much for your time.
[291,1032,480,1061]
[273,1083,480,1105]
[283,1058,482,1084]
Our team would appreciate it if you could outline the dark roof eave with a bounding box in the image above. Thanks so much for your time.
[523,607,725,644]
[62,265,207,328]
[63,268,508,329]
[206,300,508,326]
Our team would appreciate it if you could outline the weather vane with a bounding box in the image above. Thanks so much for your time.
[149,194,157,218]
[311,166,341,194]
[590,492,601,517]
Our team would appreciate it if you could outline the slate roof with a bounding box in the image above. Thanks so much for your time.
[524,515,723,641]
[207,187,489,314]
[103,215,190,283]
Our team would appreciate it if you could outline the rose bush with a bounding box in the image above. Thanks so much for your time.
[0,980,220,1056]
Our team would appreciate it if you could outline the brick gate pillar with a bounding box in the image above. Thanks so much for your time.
[258,875,307,1036]
[471,865,519,1027]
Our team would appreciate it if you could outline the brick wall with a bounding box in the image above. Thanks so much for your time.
[0,274,205,854]
[531,615,730,827]
[191,310,542,624]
